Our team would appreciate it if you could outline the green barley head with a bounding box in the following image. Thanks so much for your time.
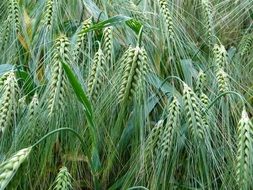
[183,83,205,140]
[53,166,72,190]
[0,147,32,190]
[118,46,148,103]
[0,72,19,135]
[236,109,253,189]
[87,45,106,102]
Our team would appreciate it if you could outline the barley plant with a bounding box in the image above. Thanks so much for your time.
[0,0,252,189]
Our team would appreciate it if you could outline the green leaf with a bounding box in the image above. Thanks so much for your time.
[180,59,198,87]
[126,19,143,35]
[61,61,93,122]
[61,60,102,175]
[78,15,142,36]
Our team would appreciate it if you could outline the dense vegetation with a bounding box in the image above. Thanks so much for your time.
[0,0,252,189]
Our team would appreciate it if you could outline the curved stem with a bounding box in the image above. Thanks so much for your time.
[205,91,245,112]
[96,41,101,50]
[159,75,185,90]
[137,25,144,47]
[127,187,149,190]
[97,11,104,23]
[32,128,86,153]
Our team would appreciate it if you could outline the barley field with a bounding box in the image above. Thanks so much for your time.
[0,0,252,189]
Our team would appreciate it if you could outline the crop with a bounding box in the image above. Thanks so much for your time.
[0,0,252,189]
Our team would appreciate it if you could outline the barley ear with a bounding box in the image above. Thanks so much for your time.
[47,35,70,116]
[8,0,20,34]
[239,34,253,56]
[158,0,174,40]
[0,147,32,190]
[183,83,205,140]
[118,46,147,103]
[0,20,11,49]
[0,72,19,136]
[53,166,72,190]
[102,26,113,68]
[159,97,180,158]
[201,0,215,45]
[146,120,164,155]
[87,44,106,102]
[0,72,11,89]
[25,93,40,144]
[236,109,253,189]
[73,17,92,64]
[195,70,207,96]
[216,68,229,94]
[43,0,55,29]
[213,44,228,69]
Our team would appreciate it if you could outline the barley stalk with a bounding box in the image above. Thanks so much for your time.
[0,147,32,190]
[53,166,72,190]
[236,109,253,189]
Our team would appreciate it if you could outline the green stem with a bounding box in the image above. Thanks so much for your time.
[205,91,245,112]
[127,187,149,190]
[159,75,185,90]
[137,25,144,47]
[32,128,86,152]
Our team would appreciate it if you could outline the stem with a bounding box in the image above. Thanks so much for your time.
[137,25,144,47]
[127,187,149,190]
[205,91,245,112]
[32,128,86,152]
[159,75,185,90]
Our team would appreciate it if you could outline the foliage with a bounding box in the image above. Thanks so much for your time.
[0,0,252,189]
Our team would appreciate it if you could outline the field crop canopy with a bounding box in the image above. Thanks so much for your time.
[0,0,252,189]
